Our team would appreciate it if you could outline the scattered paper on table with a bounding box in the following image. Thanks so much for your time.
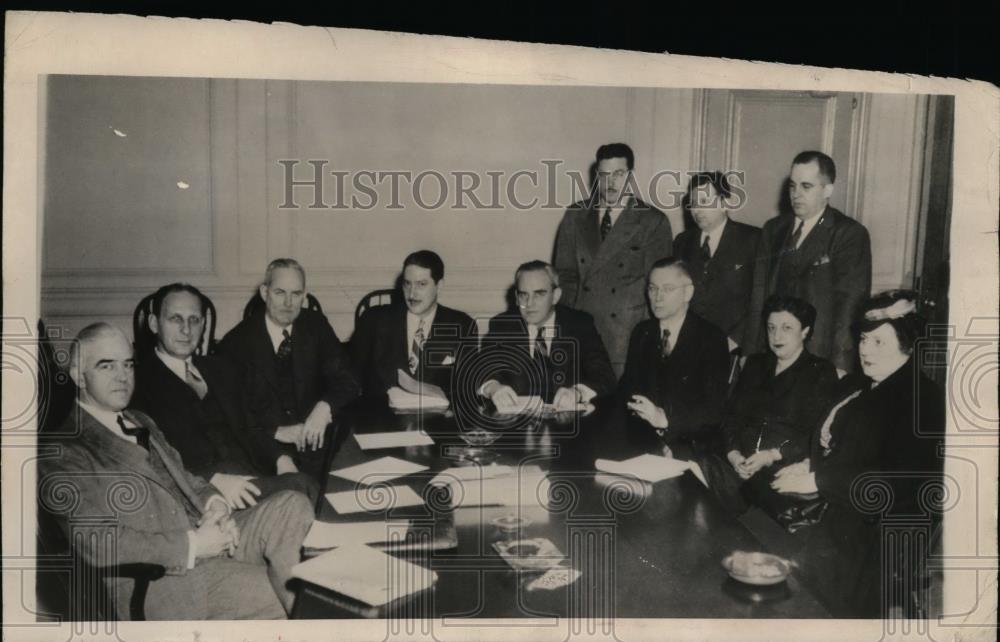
[428,464,513,486]
[291,544,437,606]
[387,386,450,410]
[442,464,550,508]
[527,567,582,591]
[396,368,448,401]
[303,520,411,549]
[495,395,548,415]
[355,430,435,450]
[326,485,424,514]
[330,456,429,484]
[595,454,694,483]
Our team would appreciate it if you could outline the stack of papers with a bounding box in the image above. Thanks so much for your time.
[595,454,694,483]
[330,456,428,484]
[495,395,548,415]
[302,520,410,549]
[326,485,424,514]
[434,464,550,509]
[354,431,435,450]
[291,544,437,606]
[387,369,449,410]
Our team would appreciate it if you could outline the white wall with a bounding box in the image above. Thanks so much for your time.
[39,77,926,341]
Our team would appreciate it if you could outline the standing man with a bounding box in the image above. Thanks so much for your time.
[350,250,478,402]
[218,258,360,478]
[133,283,318,507]
[620,259,731,452]
[672,171,760,351]
[478,261,616,409]
[747,151,872,373]
[554,143,673,378]
[39,323,313,620]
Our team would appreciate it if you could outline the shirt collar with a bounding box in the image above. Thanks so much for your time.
[155,346,193,381]
[700,216,728,245]
[406,305,437,335]
[658,310,687,340]
[794,206,826,239]
[264,314,292,353]
[77,400,136,444]
[528,311,557,340]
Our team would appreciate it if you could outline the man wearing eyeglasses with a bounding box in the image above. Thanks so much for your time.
[554,142,674,379]
[620,258,730,452]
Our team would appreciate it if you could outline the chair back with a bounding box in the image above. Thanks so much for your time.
[133,290,217,358]
[354,288,397,326]
[242,291,324,321]
[37,320,77,433]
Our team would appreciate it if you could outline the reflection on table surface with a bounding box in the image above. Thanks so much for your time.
[292,401,830,619]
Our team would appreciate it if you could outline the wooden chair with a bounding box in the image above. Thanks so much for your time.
[354,288,397,327]
[242,291,324,321]
[37,320,76,433]
[132,290,217,359]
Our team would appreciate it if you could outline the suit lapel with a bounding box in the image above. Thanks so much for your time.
[392,305,410,370]
[251,313,280,393]
[589,200,644,275]
[767,215,796,290]
[576,205,601,275]
[122,409,204,516]
[794,209,835,272]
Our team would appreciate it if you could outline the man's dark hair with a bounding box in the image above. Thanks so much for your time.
[762,295,818,337]
[402,250,445,283]
[151,282,206,317]
[792,150,837,184]
[682,171,734,212]
[596,143,635,170]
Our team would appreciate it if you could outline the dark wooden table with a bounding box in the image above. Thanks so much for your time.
[292,402,831,619]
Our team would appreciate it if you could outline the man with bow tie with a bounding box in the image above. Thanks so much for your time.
[133,283,318,509]
[619,259,731,452]
[478,260,616,410]
[38,323,313,619]
[554,143,674,378]
[747,151,872,373]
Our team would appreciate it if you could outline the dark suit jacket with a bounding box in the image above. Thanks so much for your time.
[807,358,944,616]
[478,305,616,402]
[132,353,283,478]
[673,218,760,348]
[217,309,360,431]
[38,406,221,620]
[722,350,838,463]
[619,312,730,441]
[350,303,478,401]
[554,198,673,369]
[747,207,872,372]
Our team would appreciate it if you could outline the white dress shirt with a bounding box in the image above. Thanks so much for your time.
[597,196,632,228]
[699,217,728,258]
[406,305,437,355]
[658,310,687,355]
[155,347,204,383]
[792,207,825,249]
[264,315,292,353]
[526,313,557,358]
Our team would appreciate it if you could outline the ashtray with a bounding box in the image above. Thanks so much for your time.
[721,551,793,586]
[491,514,531,533]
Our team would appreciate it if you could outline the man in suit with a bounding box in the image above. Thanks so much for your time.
[672,171,760,351]
[218,258,360,478]
[620,258,731,451]
[554,143,673,378]
[133,283,318,507]
[747,151,872,373]
[478,260,616,409]
[38,323,313,620]
[350,250,478,402]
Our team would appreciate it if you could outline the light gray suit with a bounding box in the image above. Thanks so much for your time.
[38,405,313,620]
[554,197,673,376]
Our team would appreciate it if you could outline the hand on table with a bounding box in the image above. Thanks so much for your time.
[771,460,818,494]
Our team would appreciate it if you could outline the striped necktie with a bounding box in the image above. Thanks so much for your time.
[409,320,426,374]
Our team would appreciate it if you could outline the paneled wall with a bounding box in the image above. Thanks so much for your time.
[40,77,929,340]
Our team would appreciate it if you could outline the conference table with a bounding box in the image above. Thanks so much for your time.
[291,400,831,620]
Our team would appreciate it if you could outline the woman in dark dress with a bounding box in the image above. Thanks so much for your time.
[772,290,945,617]
[703,295,839,515]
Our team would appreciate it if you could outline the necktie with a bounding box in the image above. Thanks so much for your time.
[786,219,803,251]
[117,414,149,450]
[701,234,712,262]
[534,327,549,360]
[276,329,293,362]
[600,208,612,241]
[409,320,426,374]
[660,328,672,358]
[184,362,208,400]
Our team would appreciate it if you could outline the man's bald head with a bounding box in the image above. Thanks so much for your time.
[69,323,135,412]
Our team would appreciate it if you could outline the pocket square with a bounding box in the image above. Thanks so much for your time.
[733,264,744,271]
[813,255,831,267]
[441,355,455,366]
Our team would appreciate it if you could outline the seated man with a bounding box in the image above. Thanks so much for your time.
[38,323,313,620]
[478,260,616,409]
[350,250,478,403]
[620,258,731,451]
[133,283,318,507]
[218,258,360,478]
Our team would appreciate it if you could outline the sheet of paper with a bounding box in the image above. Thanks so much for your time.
[494,395,549,415]
[354,430,435,450]
[443,465,550,508]
[396,368,448,400]
[387,386,450,410]
[303,520,411,549]
[428,464,513,486]
[326,484,425,514]
[595,454,694,483]
[291,544,437,606]
[330,456,429,484]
